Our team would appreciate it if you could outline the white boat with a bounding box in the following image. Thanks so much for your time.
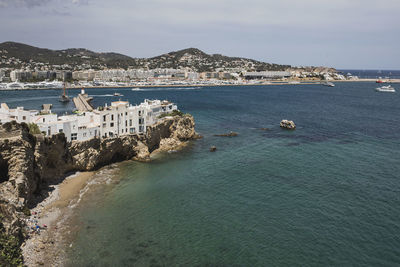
[6,82,25,89]
[131,87,141,91]
[113,92,123,96]
[321,81,335,87]
[375,85,396,92]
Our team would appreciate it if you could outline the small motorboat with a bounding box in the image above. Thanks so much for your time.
[113,92,123,96]
[321,81,335,87]
[375,85,395,92]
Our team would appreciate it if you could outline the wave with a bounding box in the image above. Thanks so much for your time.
[131,86,202,91]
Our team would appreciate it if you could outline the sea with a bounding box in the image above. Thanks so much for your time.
[338,69,400,79]
[1,81,400,266]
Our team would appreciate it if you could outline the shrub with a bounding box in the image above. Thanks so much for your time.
[158,110,184,119]
[27,123,41,135]
[0,213,24,266]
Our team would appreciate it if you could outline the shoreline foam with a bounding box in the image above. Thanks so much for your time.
[21,171,95,266]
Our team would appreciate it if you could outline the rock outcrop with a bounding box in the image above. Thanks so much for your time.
[0,115,198,263]
[214,131,238,137]
[280,119,296,130]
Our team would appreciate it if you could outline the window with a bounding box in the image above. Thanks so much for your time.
[71,133,77,141]
[83,133,87,137]
[22,116,26,120]
[130,128,135,134]
[110,123,114,127]
[59,129,63,133]
[102,123,106,128]
[125,112,127,116]
[43,118,45,122]
[103,115,106,122]
[129,119,132,126]
[125,121,127,127]
[111,114,114,121]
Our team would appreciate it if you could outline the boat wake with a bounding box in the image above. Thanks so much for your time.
[88,94,114,97]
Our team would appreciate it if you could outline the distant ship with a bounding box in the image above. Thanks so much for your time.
[321,81,335,87]
[59,84,70,103]
[375,85,395,93]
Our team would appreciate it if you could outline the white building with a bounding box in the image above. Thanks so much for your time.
[10,70,33,82]
[0,98,178,142]
[98,99,177,138]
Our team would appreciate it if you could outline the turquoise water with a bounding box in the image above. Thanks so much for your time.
[2,83,400,265]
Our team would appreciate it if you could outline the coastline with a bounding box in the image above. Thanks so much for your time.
[1,79,400,91]
[19,133,197,266]
[0,114,198,266]
[21,171,95,266]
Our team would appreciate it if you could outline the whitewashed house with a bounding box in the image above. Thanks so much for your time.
[0,98,179,142]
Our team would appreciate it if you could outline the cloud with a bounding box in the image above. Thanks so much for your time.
[0,0,399,68]
[0,0,88,8]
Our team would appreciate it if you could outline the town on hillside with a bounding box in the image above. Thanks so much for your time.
[0,42,357,90]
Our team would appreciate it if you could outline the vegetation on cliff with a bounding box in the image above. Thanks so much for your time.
[0,214,24,267]
[158,110,185,119]
[27,123,41,135]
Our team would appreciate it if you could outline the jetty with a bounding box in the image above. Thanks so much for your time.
[73,89,94,111]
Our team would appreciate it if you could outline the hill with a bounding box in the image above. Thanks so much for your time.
[147,48,290,71]
[0,42,140,69]
[0,42,290,71]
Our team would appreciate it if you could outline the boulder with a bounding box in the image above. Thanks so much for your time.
[280,120,296,130]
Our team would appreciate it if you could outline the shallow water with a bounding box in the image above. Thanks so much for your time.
[2,83,400,265]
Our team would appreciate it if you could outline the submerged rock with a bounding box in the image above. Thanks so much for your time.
[280,120,296,130]
[214,131,238,137]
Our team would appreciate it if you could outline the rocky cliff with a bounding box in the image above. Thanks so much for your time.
[0,114,198,265]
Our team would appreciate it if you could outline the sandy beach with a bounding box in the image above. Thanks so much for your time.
[22,171,94,267]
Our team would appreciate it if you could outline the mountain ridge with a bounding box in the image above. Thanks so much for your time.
[0,41,291,71]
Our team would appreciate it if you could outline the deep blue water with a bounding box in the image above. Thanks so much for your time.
[1,83,400,266]
[339,69,400,79]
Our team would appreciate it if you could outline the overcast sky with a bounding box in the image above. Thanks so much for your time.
[0,0,399,69]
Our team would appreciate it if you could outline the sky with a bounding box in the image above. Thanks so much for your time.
[0,0,399,69]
